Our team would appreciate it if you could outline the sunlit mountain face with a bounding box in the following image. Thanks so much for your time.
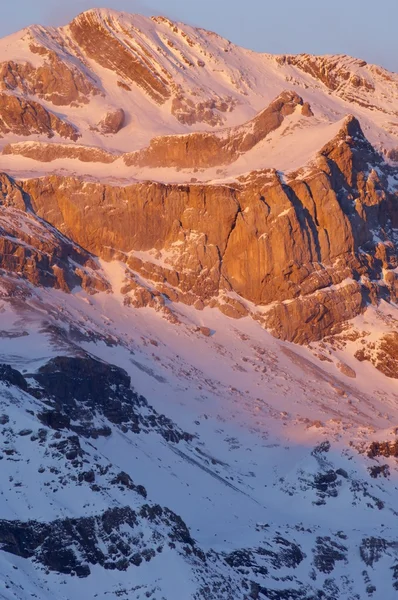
[0,8,398,600]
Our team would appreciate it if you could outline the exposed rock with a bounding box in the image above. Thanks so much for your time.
[313,536,347,574]
[368,464,390,479]
[355,332,398,378]
[0,93,79,140]
[198,326,211,337]
[225,536,304,574]
[336,361,356,378]
[217,297,249,319]
[30,355,193,443]
[0,48,100,106]
[124,91,304,168]
[69,10,170,104]
[262,283,364,344]
[0,104,394,344]
[277,54,373,93]
[386,148,398,162]
[359,538,389,567]
[0,505,195,576]
[37,410,71,431]
[97,108,125,134]
[368,440,398,459]
[171,94,236,127]
[110,472,147,498]
[0,172,25,210]
[0,364,28,391]
[0,174,109,293]
[301,102,314,117]
[3,142,120,163]
[276,54,398,115]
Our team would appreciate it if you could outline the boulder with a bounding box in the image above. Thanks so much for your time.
[98,108,125,134]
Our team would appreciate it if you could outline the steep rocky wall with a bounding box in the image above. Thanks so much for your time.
[3,141,120,163]
[3,118,397,343]
[0,174,109,293]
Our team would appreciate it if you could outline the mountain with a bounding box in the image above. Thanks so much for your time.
[0,8,398,600]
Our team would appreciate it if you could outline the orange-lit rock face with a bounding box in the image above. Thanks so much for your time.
[11,118,397,343]
[276,54,398,115]
[124,91,305,169]
[277,55,375,94]
[0,94,79,140]
[3,142,120,163]
[0,51,100,106]
[0,173,109,293]
[69,11,171,104]
[0,11,397,345]
[97,108,125,134]
[355,332,398,379]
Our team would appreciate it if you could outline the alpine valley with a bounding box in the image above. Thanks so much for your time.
[0,8,398,600]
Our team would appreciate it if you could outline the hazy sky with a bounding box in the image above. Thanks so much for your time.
[2,0,397,72]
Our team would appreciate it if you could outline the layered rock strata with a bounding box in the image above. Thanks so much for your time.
[0,117,394,343]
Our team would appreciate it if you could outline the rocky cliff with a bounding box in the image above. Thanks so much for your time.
[1,116,392,343]
[0,9,397,344]
[0,173,109,293]
[0,93,79,139]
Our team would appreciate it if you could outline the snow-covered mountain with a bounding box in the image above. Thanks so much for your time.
[0,8,398,599]
[1,8,398,169]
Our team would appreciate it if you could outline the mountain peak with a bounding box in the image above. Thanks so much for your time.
[1,8,398,600]
[70,7,133,23]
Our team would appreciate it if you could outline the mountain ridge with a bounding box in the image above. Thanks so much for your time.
[1,8,398,156]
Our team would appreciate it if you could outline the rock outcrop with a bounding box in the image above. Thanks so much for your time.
[0,11,396,345]
[171,94,236,127]
[0,173,108,293]
[355,332,398,379]
[124,91,306,169]
[276,54,398,114]
[31,355,193,442]
[97,108,125,134]
[3,141,120,163]
[0,504,196,577]
[2,11,398,600]
[0,93,79,140]
[0,47,100,106]
[69,10,171,104]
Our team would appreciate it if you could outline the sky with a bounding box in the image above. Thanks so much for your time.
[1,0,397,73]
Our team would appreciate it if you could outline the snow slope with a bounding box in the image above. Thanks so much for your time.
[0,8,398,599]
[0,263,398,598]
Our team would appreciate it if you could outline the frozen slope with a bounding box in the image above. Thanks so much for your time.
[0,265,397,598]
[0,8,398,599]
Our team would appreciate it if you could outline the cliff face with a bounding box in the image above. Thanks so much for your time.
[68,11,171,105]
[0,174,109,294]
[7,117,394,343]
[0,49,100,107]
[3,141,120,163]
[0,9,397,346]
[1,91,306,167]
[2,11,398,599]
